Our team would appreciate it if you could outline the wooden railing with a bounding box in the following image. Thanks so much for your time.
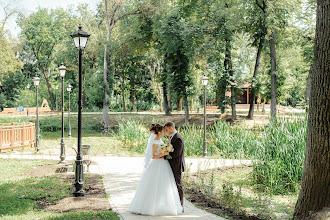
[0,123,35,153]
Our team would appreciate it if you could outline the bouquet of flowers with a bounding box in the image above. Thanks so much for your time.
[160,143,174,159]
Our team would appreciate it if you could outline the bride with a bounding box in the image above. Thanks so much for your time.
[128,123,183,215]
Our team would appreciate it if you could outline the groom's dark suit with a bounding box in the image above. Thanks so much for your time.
[167,132,185,206]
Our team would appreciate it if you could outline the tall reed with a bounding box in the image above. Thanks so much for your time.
[116,119,150,154]
[115,117,307,194]
[208,120,258,159]
[252,117,307,194]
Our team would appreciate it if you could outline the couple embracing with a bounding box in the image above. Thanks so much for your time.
[128,122,185,215]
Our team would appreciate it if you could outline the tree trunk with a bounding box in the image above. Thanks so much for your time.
[149,64,163,113]
[101,0,112,134]
[230,86,236,120]
[224,36,235,120]
[130,88,135,112]
[248,36,264,119]
[294,1,330,218]
[40,67,55,109]
[218,78,227,114]
[306,67,312,107]
[183,86,189,123]
[177,97,183,111]
[121,75,126,112]
[168,87,172,111]
[269,31,277,119]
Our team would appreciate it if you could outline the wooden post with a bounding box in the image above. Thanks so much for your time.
[32,123,35,147]
[0,127,2,153]
[247,88,250,104]
[11,124,14,151]
[22,124,25,149]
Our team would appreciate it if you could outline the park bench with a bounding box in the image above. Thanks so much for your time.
[2,108,17,113]
[72,144,92,172]
[205,106,218,111]
[278,108,285,114]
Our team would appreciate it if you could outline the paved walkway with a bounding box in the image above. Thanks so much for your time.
[0,154,251,219]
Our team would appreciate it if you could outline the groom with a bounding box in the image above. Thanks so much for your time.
[164,121,185,208]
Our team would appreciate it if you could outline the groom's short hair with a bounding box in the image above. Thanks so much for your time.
[164,121,175,128]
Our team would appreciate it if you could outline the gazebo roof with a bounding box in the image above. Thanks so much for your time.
[240,82,251,88]
[227,81,251,89]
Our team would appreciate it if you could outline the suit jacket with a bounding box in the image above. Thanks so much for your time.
[167,132,186,174]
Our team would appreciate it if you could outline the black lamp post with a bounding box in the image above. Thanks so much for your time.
[32,76,41,152]
[58,64,67,163]
[201,75,209,157]
[71,25,90,197]
[56,85,59,111]
[27,83,30,116]
[67,83,72,138]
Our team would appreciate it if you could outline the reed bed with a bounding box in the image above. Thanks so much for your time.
[252,117,307,194]
[114,116,307,194]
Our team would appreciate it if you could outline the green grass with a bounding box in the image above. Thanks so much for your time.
[0,114,103,132]
[0,210,118,220]
[184,166,298,219]
[0,159,119,220]
[1,114,307,194]
[0,159,54,181]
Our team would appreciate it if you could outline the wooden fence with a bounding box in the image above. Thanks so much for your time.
[0,123,35,153]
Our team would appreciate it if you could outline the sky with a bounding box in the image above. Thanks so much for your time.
[1,0,100,38]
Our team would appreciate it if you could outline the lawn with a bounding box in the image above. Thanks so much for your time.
[0,158,119,220]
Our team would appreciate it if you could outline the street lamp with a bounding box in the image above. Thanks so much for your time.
[67,83,72,138]
[32,76,41,152]
[71,25,90,197]
[58,64,67,164]
[56,85,59,111]
[27,83,30,116]
[201,75,209,157]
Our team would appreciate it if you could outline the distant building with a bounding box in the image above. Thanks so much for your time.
[225,82,252,104]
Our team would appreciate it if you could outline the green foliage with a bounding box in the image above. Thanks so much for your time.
[0,36,23,76]
[0,159,68,217]
[219,182,242,211]
[184,166,298,218]
[0,159,119,219]
[0,70,27,110]
[0,177,69,216]
[47,211,119,220]
[38,115,103,132]
[114,117,307,194]
[252,117,307,194]
[0,0,317,115]
[116,119,150,154]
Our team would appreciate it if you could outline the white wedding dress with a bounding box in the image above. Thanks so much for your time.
[128,137,183,215]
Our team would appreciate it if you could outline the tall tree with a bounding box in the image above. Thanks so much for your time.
[247,0,267,119]
[101,0,142,132]
[293,0,330,218]
[157,8,193,123]
[223,27,236,119]
[269,31,277,119]
[0,36,23,79]
[0,0,20,36]
[18,8,69,108]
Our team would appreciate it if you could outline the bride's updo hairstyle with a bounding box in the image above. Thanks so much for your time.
[150,123,164,134]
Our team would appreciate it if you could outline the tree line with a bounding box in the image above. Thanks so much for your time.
[1,0,330,218]
[0,0,315,125]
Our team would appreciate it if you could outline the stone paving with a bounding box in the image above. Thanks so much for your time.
[0,154,251,220]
